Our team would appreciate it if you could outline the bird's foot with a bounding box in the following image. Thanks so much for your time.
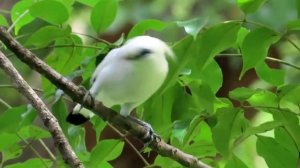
[126,116,161,149]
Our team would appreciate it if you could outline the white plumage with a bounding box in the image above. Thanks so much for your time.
[69,36,174,124]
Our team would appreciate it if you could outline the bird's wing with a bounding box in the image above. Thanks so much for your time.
[90,48,119,84]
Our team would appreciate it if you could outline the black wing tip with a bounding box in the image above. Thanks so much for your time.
[66,113,89,125]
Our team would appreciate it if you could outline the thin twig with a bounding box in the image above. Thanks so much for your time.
[0,84,74,103]
[283,36,300,53]
[0,9,10,14]
[8,10,29,33]
[107,123,150,166]
[217,53,300,71]
[0,97,11,109]
[72,32,117,47]
[38,139,56,162]
[0,84,43,92]
[16,133,50,168]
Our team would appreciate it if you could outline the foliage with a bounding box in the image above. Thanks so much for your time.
[0,0,300,167]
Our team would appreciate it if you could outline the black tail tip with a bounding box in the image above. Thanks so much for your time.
[66,113,89,125]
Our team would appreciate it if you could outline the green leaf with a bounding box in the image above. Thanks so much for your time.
[229,87,256,101]
[240,28,280,78]
[162,22,240,93]
[154,155,182,168]
[277,84,300,107]
[0,14,8,27]
[193,22,241,71]
[127,19,171,38]
[241,121,283,141]
[247,90,278,107]
[212,108,247,157]
[88,140,124,167]
[287,19,300,30]
[255,61,285,86]
[67,126,87,153]
[297,0,300,18]
[91,0,118,33]
[26,25,71,47]
[177,17,208,38]
[47,34,84,74]
[237,0,267,14]
[27,125,51,139]
[52,99,68,133]
[200,60,223,93]
[272,111,300,151]
[0,105,36,133]
[0,133,22,161]
[236,27,249,48]
[42,34,83,96]
[256,135,298,168]
[29,0,69,25]
[5,158,52,168]
[274,127,298,158]
[225,154,248,168]
[11,0,35,34]
[76,0,99,7]
[183,115,204,146]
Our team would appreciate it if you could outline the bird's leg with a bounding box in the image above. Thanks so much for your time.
[126,116,161,149]
[78,86,94,107]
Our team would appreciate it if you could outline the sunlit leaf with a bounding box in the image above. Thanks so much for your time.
[91,0,118,33]
[11,0,35,34]
[0,14,8,27]
[229,87,256,101]
[237,0,267,14]
[247,90,278,107]
[29,0,69,25]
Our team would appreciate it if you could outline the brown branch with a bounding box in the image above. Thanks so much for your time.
[0,51,84,168]
[0,26,211,168]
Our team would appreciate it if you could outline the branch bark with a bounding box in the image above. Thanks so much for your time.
[0,27,212,168]
[0,51,84,168]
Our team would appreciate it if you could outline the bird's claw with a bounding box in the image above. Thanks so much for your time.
[126,116,160,150]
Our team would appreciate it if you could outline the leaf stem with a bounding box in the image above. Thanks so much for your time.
[0,97,11,109]
[16,133,50,168]
[107,123,150,166]
[38,139,56,162]
[8,9,29,33]
[217,53,300,71]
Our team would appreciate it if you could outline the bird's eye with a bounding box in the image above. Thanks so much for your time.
[139,48,152,56]
[126,48,152,60]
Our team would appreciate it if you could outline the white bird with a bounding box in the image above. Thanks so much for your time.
[67,36,174,125]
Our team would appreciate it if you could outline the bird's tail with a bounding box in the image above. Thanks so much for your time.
[66,104,95,125]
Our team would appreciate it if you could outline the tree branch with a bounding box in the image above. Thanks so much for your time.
[0,51,84,168]
[0,26,211,168]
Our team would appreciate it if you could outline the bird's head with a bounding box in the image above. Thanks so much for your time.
[119,36,175,62]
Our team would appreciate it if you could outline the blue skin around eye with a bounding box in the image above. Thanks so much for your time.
[127,48,152,60]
